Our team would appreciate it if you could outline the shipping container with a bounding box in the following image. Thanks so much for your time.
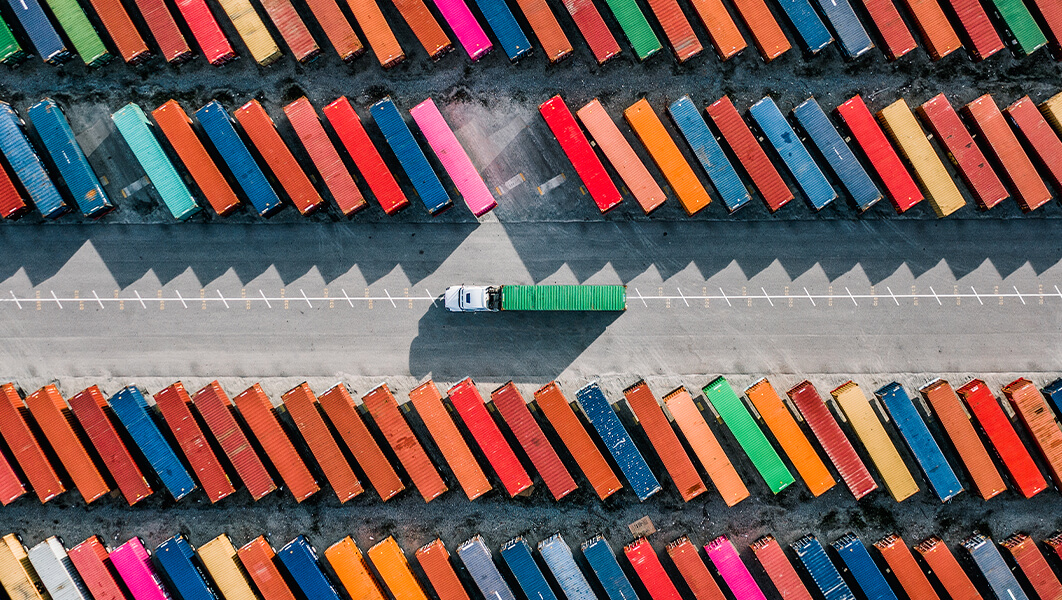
[706,96,793,212]
[917,94,1008,210]
[323,98,408,214]
[468,0,530,60]
[624,98,710,215]
[111,104,199,220]
[1003,378,1062,487]
[499,538,558,600]
[447,378,531,497]
[409,98,496,217]
[791,97,881,211]
[0,103,67,219]
[0,162,27,219]
[131,0,190,61]
[965,95,1051,212]
[491,382,576,501]
[877,98,965,217]
[345,0,403,66]
[0,534,45,600]
[539,536,594,600]
[233,100,323,216]
[962,534,1030,600]
[776,0,833,53]
[172,0,235,64]
[1000,533,1062,600]
[832,534,897,600]
[28,537,88,600]
[1040,92,1062,139]
[1006,96,1062,194]
[196,101,282,217]
[198,535,257,600]
[370,538,430,600]
[858,0,917,59]
[43,0,110,65]
[214,0,282,64]
[600,0,661,59]
[512,0,571,61]
[1046,533,1062,565]
[667,96,750,213]
[0,17,23,63]
[155,382,235,503]
[152,100,240,216]
[407,380,489,500]
[685,0,744,58]
[835,95,922,212]
[457,537,514,600]
[728,0,790,59]
[575,382,660,501]
[67,537,125,600]
[431,0,491,60]
[874,535,938,600]
[925,379,1011,499]
[576,99,665,214]
[391,0,451,57]
[318,383,403,502]
[534,382,622,500]
[641,0,702,60]
[748,96,836,210]
[154,535,216,600]
[787,381,877,500]
[28,99,112,217]
[914,537,981,600]
[750,536,813,600]
[946,0,1003,58]
[302,0,362,60]
[109,538,170,600]
[371,97,451,215]
[581,537,637,600]
[284,97,365,216]
[0,436,23,504]
[0,383,64,502]
[258,0,317,61]
[557,0,620,63]
[281,382,362,502]
[238,537,296,600]
[875,382,962,502]
[6,0,68,63]
[624,539,681,600]
[325,537,386,600]
[813,0,872,56]
[539,95,621,212]
[622,381,706,502]
[108,386,197,501]
[665,537,725,600]
[230,384,318,502]
[192,381,276,500]
[703,376,794,494]
[361,383,447,502]
[25,384,110,502]
[703,537,765,600]
[899,0,961,57]
[990,0,1047,54]
[495,285,626,311]
[1029,0,1062,53]
[1046,379,1062,416]
[415,541,467,600]
[662,386,749,506]
[791,536,853,600]
[277,537,343,600]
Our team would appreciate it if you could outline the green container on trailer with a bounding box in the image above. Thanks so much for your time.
[600,0,661,59]
[500,285,627,311]
[990,0,1047,54]
[44,0,110,65]
[0,16,23,62]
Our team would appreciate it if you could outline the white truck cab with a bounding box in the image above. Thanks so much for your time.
[444,285,501,312]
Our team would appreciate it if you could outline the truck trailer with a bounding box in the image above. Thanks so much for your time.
[445,285,625,312]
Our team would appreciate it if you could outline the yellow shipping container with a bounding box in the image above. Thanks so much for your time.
[216,0,282,65]
[325,537,386,600]
[367,538,427,600]
[198,535,258,600]
[0,534,44,600]
[1039,92,1062,137]
[877,99,965,217]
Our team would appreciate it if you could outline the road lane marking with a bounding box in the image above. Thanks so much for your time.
[92,291,104,309]
[426,289,438,307]
[677,287,689,307]
[217,290,229,309]
[762,287,774,307]
[804,287,816,307]
[175,290,188,308]
[259,290,272,308]
[1015,286,1026,305]
[9,291,20,309]
[51,291,62,309]
[719,288,732,307]
[341,289,353,307]
[384,289,396,308]
[300,289,312,308]
[929,286,941,305]
[845,287,857,306]
[497,173,526,195]
[537,173,566,195]
[134,290,146,309]
[887,286,899,305]
[971,286,983,305]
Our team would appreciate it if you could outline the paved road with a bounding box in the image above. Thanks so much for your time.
[1,218,1059,379]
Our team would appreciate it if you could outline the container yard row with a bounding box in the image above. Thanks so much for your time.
[6,90,1062,222]
[2,374,1062,508]
[0,0,1059,69]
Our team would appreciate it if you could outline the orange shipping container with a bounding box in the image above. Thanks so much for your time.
[623,381,706,502]
[408,380,490,501]
[576,99,666,214]
[0,383,63,502]
[914,536,982,600]
[367,538,428,600]
[665,537,726,600]
[663,387,748,506]
[284,97,367,216]
[24,384,109,503]
[318,383,404,502]
[727,0,789,59]
[282,383,363,502]
[325,537,387,600]
[415,540,469,600]
[899,0,961,58]
[238,537,298,600]
[491,382,577,501]
[363,383,447,502]
[345,0,405,66]
[920,379,1006,499]
[513,0,572,62]
[686,0,745,58]
[1002,378,1062,487]
[391,0,452,57]
[152,100,240,216]
[874,535,939,600]
[303,0,364,59]
[193,381,276,500]
[154,382,235,503]
[624,98,711,215]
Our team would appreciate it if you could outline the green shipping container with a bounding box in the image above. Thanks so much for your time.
[44,0,110,65]
[500,285,627,311]
[600,0,661,60]
[702,376,795,494]
[990,0,1047,54]
[0,16,23,63]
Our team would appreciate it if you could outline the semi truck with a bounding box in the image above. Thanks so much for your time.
[444,284,626,312]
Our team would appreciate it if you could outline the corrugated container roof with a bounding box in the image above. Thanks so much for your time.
[991,0,1047,54]
[1006,96,1062,195]
[790,536,854,600]
[197,535,257,600]
[193,381,276,500]
[926,379,1012,499]
[154,535,217,600]
[69,385,151,505]
[576,99,665,214]
[318,383,403,501]
[28,537,88,600]
[0,447,23,505]
[575,382,660,501]
[408,380,490,501]
[538,536,594,600]
[172,0,234,64]
[946,0,1003,58]
[457,538,514,600]
[369,97,451,215]
[600,0,661,59]
[641,0,702,60]
[491,382,576,500]
[409,98,495,217]
[344,0,404,66]
[447,378,532,497]
[276,537,342,600]
[834,95,922,213]
[831,534,897,600]
[499,538,558,600]
[963,95,1051,212]
[500,285,625,311]
[624,538,681,600]
[369,538,429,600]
[873,535,939,600]
[109,538,168,600]
[771,0,831,53]
[703,537,766,600]
[232,384,319,502]
[0,533,45,600]
[791,97,881,212]
[0,103,66,219]
[706,96,792,212]
[726,0,789,59]
[556,0,621,64]
[0,382,63,502]
[67,537,125,600]
[1000,533,1062,600]
[154,382,235,503]
[745,379,833,496]
[686,0,744,58]
[415,540,467,600]
[301,0,362,60]
[748,96,836,210]
[281,382,362,502]
[813,0,872,57]
[467,0,529,60]
[622,381,705,501]
[214,0,281,64]
[534,382,621,500]
[663,387,749,506]
[259,0,318,62]
[750,536,813,600]
[195,101,281,217]
[580,537,637,600]
[362,383,447,502]
[389,0,451,57]
[284,97,366,216]
[83,0,148,62]
[624,98,710,216]
[513,0,571,61]
[538,95,621,213]
[27,99,112,217]
[1002,377,1062,487]
[431,0,491,61]
[913,536,982,600]
[897,0,961,58]
[325,537,386,600]
[961,534,1030,600]
[667,96,750,213]
[0,160,27,219]
[238,537,297,600]
[322,98,408,214]
[664,537,725,600]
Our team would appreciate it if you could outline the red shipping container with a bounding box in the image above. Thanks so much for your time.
[259,0,320,62]
[68,385,152,505]
[155,382,236,503]
[133,0,193,62]
[408,380,490,501]
[539,95,622,213]
[173,0,236,64]
[232,384,319,502]
[0,164,26,219]
[362,383,447,502]
[625,538,682,600]
[0,383,63,502]
[281,383,363,502]
[728,0,789,60]
[750,536,813,600]
[557,0,622,63]
[69,537,124,600]
[25,384,110,503]
[706,95,793,212]
[391,0,452,58]
[323,97,409,215]
[1002,378,1062,487]
[303,0,364,60]
[665,537,726,600]
[836,95,923,212]
[964,95,1051,212]
[192,381,276,500]
[238,536,297,600]
[319,383,404,502]
[860,0,917,60]
[1028,0,1062,55]
[285,97,366,216]
[447,378,532,498]
[416,540,469,600]
[917,94,1008,209]
[644,0,703,61]
[899,0,961,58]
[1001,533,1062,600]
[686,0,745,59]
[490,382,577,501]
[874,535,939,600]
[1006,96,1062,193]
[153,100,240,216]
[944,0,1003,59]
[1046,533,1062,562]
[0,444,23,505]
[622,381,706,502]
[234,100,324,216]
[787,381,878,500]
[86,0,151,62]
[914,537,981,600]
[955,379,1044,498]
[345,0,405,67]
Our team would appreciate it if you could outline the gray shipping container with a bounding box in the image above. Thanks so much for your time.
[28,537,90,600]
[457,536,518,600]
[538,535,595,600]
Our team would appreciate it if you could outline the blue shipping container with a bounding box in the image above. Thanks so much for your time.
[276,536,343,600]
[4,0,68,63]
[538,535,595,600]
[0,102,67,219]
[812,0,873,57]
[458,536,517,600]
[748,97,836,210]
[370,97,451,215]
[962,534,1030,600]
[108,386,197,500]
[832,534,898,600]
[155,535,218,600]
[775,0,833,53]
[469,0,532,60]
[791,98,881,212]
[28,99,113,218]
[581,537,636,600]
[1042,379,1062,416]
[195,101,282,217]
[575,382,661,501]
[791,535,855,600]
[499,538,558,600]
[668,96,750,213]
[875,382,963,502]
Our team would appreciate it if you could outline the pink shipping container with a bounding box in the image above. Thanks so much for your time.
[431,0,492,59]
[284,97,366,217]
[704,537,767,600]
[409,98,497,217]
[110,538,169,600]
